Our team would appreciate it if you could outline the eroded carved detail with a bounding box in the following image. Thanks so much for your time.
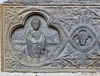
[71,26,96,52]
[26,18,46,60]
[3,6,100,72]
[10,13,66,67]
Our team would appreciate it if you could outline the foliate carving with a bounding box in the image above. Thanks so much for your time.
[4,7,23,24]
[2,5,100,72]
[6,52,21,68]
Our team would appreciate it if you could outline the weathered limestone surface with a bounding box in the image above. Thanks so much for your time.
[0,2,100,76]
[7,0,100,5]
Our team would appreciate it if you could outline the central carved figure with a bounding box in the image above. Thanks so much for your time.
[26,18,46,60]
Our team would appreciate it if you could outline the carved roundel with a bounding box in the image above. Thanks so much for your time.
[70,26,97,52]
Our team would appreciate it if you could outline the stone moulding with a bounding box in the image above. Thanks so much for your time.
[6,0,100,5]
[1,3,100,73]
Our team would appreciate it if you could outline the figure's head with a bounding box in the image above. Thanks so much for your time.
[31,18,41,31]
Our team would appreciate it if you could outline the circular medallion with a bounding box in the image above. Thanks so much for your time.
[70,26,96,52]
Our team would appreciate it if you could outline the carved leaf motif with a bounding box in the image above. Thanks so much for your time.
[4,7,26,27]
[6,52,21,68]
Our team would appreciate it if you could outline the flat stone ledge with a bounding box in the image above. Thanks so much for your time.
[6,0,100,5]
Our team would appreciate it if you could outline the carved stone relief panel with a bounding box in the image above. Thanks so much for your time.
[1,5,100,72]
[11,15,61,67]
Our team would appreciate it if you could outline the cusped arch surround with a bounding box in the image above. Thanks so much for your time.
[8,9,68,67]
[8,10,51,53]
